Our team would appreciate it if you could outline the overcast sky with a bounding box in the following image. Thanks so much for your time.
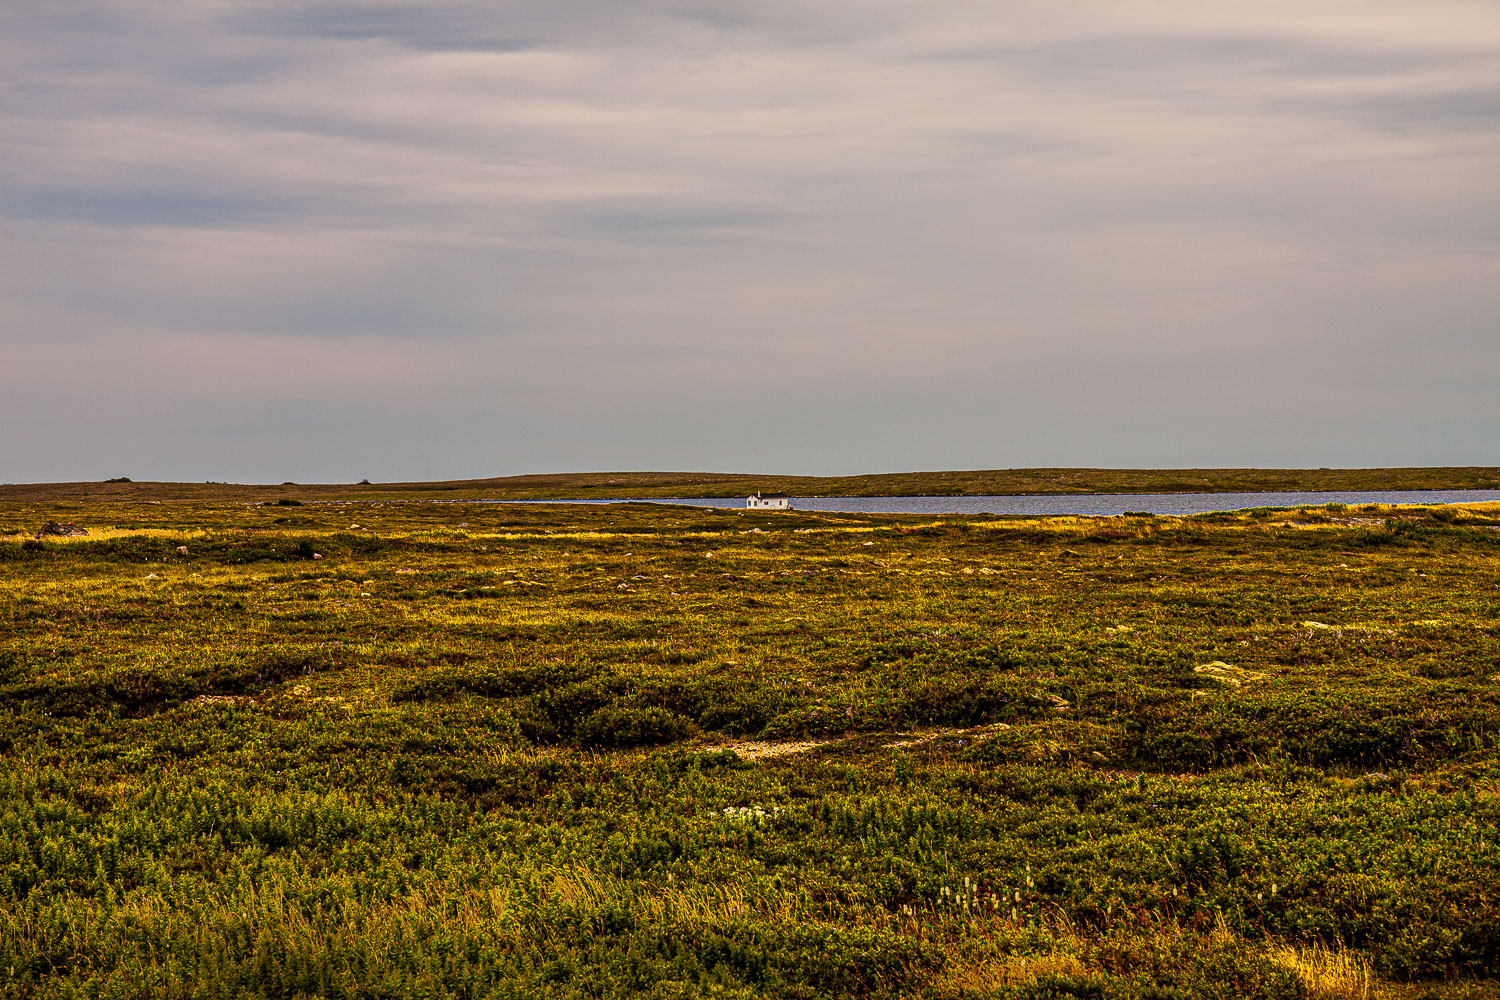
[2,1,1497,483]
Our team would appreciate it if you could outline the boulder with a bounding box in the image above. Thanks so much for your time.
[34,521,88,539]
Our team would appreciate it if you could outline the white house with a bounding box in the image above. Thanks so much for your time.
[747,492,792,510]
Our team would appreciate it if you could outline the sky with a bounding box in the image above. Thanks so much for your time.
[2,0,1498,483]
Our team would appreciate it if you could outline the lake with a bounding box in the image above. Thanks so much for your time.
[523,489,1500,516]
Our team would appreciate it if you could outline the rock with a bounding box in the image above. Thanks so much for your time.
[1193,661,1268,687]
[34,521,88,539]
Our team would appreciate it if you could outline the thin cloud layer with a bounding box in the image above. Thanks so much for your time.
[2,0,1497,481]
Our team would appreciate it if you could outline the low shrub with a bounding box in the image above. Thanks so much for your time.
[392,662,597,703]
[576,705,691,748]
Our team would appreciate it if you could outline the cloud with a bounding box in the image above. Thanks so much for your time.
[1,0,1497,480]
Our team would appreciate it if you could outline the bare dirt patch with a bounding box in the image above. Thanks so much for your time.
[717,739,838,760]
[712,723,1012,761]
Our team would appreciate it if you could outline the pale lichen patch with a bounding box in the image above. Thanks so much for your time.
[1194,661,1268,687]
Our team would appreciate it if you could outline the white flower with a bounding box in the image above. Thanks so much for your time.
[719,805,779,823]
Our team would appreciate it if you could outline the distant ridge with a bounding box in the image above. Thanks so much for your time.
[2,468,1498,503]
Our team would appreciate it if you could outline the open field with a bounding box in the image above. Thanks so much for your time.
[2,498,1499,997]
[4,466,1500,503]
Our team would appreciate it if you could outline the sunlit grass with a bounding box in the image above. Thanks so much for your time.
[1271,941,1372,999]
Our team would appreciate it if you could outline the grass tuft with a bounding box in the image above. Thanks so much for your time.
[1270,942,1372,999]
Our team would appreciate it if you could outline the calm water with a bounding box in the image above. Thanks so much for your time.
[524,490,1500,516]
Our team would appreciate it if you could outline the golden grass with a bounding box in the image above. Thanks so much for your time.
[941,951,1093,990]
[4,526,216,543]
[1270,942,1372,1000]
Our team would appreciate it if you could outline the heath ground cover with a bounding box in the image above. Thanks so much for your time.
[1,499,1498,998]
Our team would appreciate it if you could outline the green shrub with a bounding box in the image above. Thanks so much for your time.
[576,705,691,748]
[392,662,598,703]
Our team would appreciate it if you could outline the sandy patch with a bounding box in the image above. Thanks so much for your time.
[885,723,1012,749]
[719,740,836,760]
[713,723,1015,761]
[189,695,252,706]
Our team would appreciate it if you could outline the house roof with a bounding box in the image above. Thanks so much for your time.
[753,492,790,499]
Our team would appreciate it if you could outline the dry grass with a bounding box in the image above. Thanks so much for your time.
[941,951,1093,991]
[1270,942,1372,1000]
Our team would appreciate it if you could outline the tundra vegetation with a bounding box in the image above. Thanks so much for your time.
[1,497,1498,998]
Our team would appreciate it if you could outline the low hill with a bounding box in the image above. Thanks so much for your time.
[1,466,1497,503]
